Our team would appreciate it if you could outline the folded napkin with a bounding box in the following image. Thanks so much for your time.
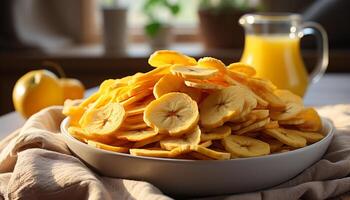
[0,105,350,200]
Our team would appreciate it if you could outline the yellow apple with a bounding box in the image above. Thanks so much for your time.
[59,78,85,100]
[12,70,64,118]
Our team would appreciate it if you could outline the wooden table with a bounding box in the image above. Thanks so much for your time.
[0,73,349,140]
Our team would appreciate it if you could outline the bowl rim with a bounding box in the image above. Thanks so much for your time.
[61,117,334,164]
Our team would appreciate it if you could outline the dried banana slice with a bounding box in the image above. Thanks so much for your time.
[153,74,202,101]
[153,74,184,98]
[260,139,284,153]
[179,85,202,103]
[148,50,197,68]
[184,80,226,90]
[189,152,213,160]
[144,92,199,136]
[279,118,305,125]
[125,97,154,116]
[120,122,149,131]
[281,129,324,144]
[251,110,270,120]
[120,89,153,107]
[240,116,258,127]
[270,89,304,121]
[200,125,231,142]
[199,140,213,148]
[228,101,254,123]
[83,103,125,135]
[171,65,218,80]
[199,86,248,129]
[124,114,144,124]
[264,121,280,129]
[263,128,307,148]
[128,78,160,96]
[116,130,158,142]
[87,140,129,153]
[270,103,304,121]
[131,67,170,83]
[222,135,270,158]
[197,57,227,73]
[223,74,243,86]
[130,145,191,158]
[190,145,231,160]
[235,118,270,135]
[160,126,201,150]
[275,89,303,105]
[63,100,85,127]
[296,108,322,132]
[227,62,256,77]
[133,134,166,148]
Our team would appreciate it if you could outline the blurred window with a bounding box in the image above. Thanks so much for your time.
[99,0,199,42]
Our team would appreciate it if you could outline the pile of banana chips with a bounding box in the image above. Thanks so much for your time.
[63,50,324,160]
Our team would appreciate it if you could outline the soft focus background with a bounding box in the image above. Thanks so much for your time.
[1,0,350,115]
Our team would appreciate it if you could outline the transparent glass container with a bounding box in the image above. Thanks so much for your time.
[239,13,328,96]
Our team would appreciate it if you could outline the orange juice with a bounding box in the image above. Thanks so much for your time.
[240,35,308,96]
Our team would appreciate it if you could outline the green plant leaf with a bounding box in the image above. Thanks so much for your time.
[145,21,162,38]
[168,4,180,15]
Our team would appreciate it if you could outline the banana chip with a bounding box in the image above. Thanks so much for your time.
[64,50,324,160]
[144,92,199,136]
[185,80,226,90]
[190,145,230,160]
[171,65,218,80]
[200,126,231,141]
[263,128,307,148]
[83,103,125,135]
[133,134,166,148]
[130,145,191,158]
[235,118,270,135]
[279,118,305,125]
[222,135,270,158]
[148,50,196,68]
[116,130,158,142]
[160,126,201,150]
[281,129,324,144]
[199,86,249,129]
[197,57,227,73]
[296,108,322,132]
[87,140,129,153]
[227,63,256,77]
[153,74,184,98]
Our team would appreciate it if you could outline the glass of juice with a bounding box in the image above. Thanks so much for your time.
[239,13,328,97]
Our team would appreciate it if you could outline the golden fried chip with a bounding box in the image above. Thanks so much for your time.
[148,50,197,68]
[199,140,213,148]
[87,140,129,153]
[190,145,230,160]
[130,145,191,158]
[133,134,166,148]
[263,128,307,148]
[227,62,256,77]
[160,126,201,150]
[116,130,158,142]
[200,126,231,142]
[296,108,322,132]
[222,135,270,158]
[235,118,270,135]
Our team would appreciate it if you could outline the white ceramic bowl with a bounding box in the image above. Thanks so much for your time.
[61,118,334,197]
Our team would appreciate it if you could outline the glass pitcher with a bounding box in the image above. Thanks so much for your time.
[239,13,328,97]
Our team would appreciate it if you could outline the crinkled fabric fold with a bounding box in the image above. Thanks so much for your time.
[0,106,170,200]
[0,105,349,200]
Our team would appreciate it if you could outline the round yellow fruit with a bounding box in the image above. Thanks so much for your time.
[59,78,85,100]
[12,70,64,118]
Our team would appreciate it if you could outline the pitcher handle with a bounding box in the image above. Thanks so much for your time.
[300,22,329,84]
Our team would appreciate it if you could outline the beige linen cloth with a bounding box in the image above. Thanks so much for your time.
[0,105,350,200]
